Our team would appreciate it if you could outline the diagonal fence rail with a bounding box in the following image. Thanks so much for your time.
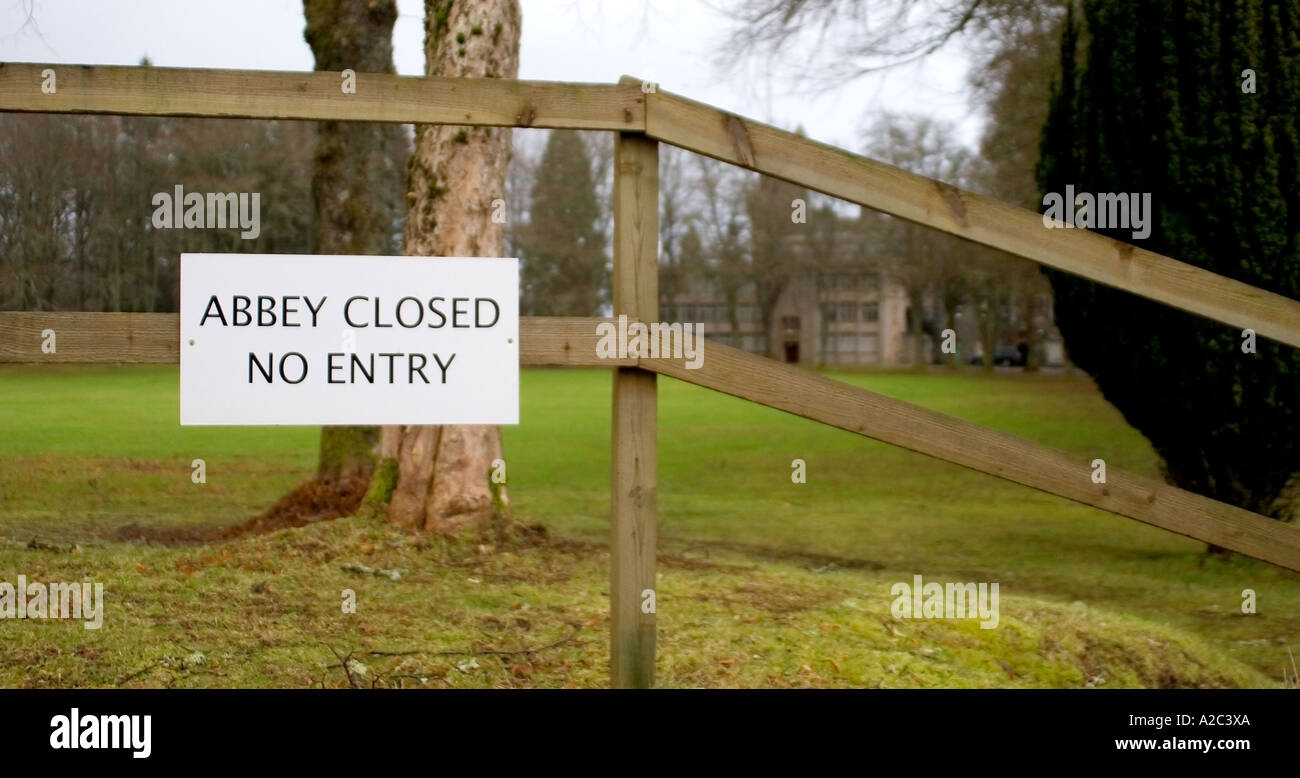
[640,90,1300,349]
[642,339,1300,572]
[4,62,1300,688]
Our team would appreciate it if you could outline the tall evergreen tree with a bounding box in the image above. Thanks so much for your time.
[1038,0,1300,524]
[518,131,607,316]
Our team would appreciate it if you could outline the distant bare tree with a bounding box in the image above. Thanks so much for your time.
[0,108,315,315]
[694,158,751,348]
[718,0,1055,86]
[658,146,695,313]
[745,172,808,359]
[863,113,975,367]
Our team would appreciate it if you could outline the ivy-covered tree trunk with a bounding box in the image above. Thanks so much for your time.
[303,0,404,486]
[1038,1,1300,535]
[378,0,521,533]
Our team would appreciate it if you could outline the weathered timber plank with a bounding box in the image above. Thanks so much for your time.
[641,341,1300,573]
[645,90,1300,349]
[0,63,644,130]
[610,129,660,689]
[0,312,629,366]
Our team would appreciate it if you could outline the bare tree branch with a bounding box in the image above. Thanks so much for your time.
[714,0,1056,89]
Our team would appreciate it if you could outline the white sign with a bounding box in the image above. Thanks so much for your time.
[180,253,519,426]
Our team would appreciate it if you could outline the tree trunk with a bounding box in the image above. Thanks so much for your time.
[943,307,958,368]
[907,287,926,369]
[303,0,401,484]
[379,0,521,534]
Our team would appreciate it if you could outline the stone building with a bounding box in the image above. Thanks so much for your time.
[661,223,1064,368]
[662,227,912,366]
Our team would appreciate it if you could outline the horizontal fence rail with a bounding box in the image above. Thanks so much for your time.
[5,310,1298,573]
[0,63,645,130]
[0,312,632,367]
[4,62,1299,347]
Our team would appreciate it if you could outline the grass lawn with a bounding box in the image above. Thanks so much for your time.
[0,364,1296,688]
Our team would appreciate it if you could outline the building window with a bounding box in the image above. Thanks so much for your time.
[862,302,879,323]
[826,301,858,323]
[782,316,800,334]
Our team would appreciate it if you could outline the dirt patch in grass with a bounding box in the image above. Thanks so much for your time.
[677,539,886,572]
[545,535,761,574]
[111,475,371,545]
[718,580,842,614]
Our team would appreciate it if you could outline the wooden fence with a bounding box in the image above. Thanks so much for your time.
[3,62,1300,689]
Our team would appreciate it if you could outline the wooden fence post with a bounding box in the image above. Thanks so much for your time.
[611,128,659,689]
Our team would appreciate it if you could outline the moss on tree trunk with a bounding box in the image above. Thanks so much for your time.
[384,0,522,534]
[262,0,403,520]
[318,426,379,482]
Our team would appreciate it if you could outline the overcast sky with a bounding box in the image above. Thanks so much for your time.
[0,0,982,152]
